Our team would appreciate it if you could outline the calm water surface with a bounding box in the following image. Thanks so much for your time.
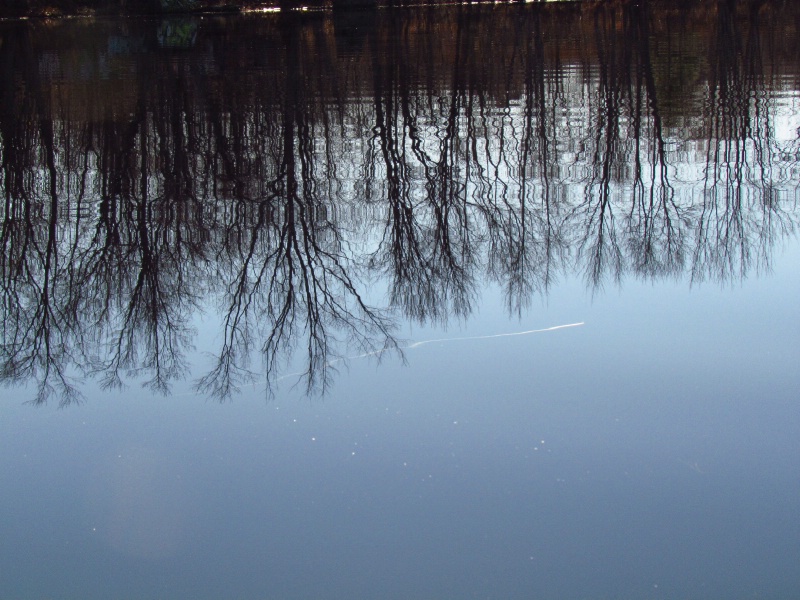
[1,2,799,598]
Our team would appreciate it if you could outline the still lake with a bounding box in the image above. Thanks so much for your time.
[1,1,799,598]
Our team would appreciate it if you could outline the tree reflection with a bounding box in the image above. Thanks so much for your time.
[0,2,798,403]
[364,7,479,324]
[198,15,399,398]
[691,0,795,282]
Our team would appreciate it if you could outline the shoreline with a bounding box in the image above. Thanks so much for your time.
[0,0,781,22]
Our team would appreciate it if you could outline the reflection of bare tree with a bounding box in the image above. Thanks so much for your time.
[496,6,570,314]
[198,17,399,398]
[693,0,795,282]
[575,3,683,289]
[65,58,210,397]
[365,9,478,324]
[365,18,438,322]
[0,32,83,405]
[576,6,629,289]
[622,0,684,281]
[1,5,798,403]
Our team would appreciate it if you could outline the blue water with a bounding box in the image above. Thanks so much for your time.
[2,4,800,598]
[2,241,798,599]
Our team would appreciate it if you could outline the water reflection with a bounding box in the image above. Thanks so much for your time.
[1,1,798,403]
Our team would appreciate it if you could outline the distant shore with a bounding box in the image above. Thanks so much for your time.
[0,0,582,19]
[0,0,782,20]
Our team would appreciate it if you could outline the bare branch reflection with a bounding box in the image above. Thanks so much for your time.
[0,2,798,403]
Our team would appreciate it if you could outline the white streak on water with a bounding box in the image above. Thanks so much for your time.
[405,321,585,349]
[275,321,585,383]
[177,322,585,394]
